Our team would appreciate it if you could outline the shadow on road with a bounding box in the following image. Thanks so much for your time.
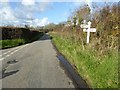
[7,60,18,64]
[1,69,19,79]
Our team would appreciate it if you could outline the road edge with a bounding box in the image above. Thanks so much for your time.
[50,37,92,89]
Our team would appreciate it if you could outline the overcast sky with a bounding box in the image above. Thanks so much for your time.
[0,0,119,27]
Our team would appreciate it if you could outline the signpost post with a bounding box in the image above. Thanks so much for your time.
[80,21,96,44]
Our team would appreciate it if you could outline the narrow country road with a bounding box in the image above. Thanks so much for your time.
[1,34,76,88]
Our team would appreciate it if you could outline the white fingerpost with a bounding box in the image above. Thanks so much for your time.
[80,20,96,44]
[87,21,91,43]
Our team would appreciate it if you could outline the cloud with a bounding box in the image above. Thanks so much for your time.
[0,0,52,26]
[21,1,51,12]
[0,0,8,3]
[21,0,35,6]
[0,7,16,21]
[18,17,50,26]
[32,17,50,26]
[14,6,34,20]
[0,1,17,25]
[13,2,52,21]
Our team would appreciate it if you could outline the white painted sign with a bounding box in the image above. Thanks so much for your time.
[83,28,96,32]
[80,24,89,28]
[80,21,96,44]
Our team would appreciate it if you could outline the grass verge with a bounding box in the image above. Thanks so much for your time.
[51,33,118,88]
[0,32,44,49]
[0,39,25,49]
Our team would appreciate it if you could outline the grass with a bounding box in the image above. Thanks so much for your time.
[0,32,44,49]
[0,39,25,49]
[51,33,118,88]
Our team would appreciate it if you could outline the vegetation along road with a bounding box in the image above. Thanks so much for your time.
[0,1,118,89]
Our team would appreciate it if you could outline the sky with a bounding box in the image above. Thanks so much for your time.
[0,0,119,27]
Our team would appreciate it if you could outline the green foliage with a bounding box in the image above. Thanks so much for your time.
[44,23,56,29]
[0,39,25,49]
[50,3,119,88]
[0,32,44,49]
[51,34,118,88]
[71,5,91,22]
[73,16,77,27]
[92,3,119,37]
[0,27,44,49]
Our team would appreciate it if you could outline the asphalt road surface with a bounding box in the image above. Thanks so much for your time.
[1,34,76,88]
